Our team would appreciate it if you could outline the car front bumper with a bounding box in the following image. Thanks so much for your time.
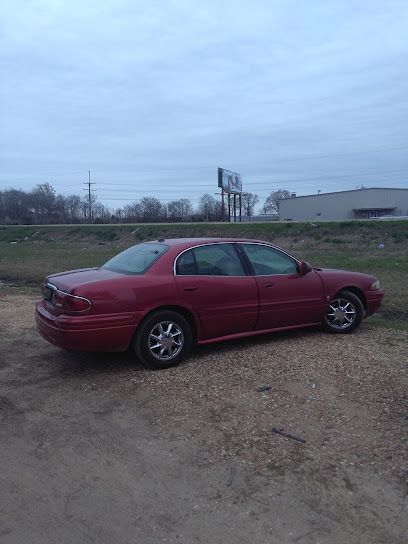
[365,290,385,317]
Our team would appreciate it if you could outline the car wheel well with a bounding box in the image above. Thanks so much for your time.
[336,287,367,312]
[133,306,198,346]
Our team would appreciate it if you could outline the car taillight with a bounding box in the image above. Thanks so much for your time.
[53,291,91,313]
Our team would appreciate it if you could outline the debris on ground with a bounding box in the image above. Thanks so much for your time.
[272,427,306,443]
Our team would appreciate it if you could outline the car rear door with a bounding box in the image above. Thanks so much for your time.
[238,243,325,329]
[174,243,259,340]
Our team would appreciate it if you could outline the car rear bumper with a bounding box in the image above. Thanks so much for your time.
[365,290,384,317]
[35,301,140,352]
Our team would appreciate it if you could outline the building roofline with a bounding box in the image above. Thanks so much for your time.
[281,187,408,201]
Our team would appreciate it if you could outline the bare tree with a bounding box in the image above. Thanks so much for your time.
[261,189,291,214]
[167,198,193,221]
[0,189,31,224]
[30,183,57,222]
[241,192,259,218]
[198,193,222,221]
[123,202,142,222]
[139,197,164,222]
[93,202,111,222]
[0,183,114,225]
[65,194,82,222]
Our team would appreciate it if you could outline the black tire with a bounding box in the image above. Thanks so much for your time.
[133,310,192,369]
[322,290,364,334]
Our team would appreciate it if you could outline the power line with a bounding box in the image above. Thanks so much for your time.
[92,167,408,190]
[2,157,407,208]
[1,143,407,185]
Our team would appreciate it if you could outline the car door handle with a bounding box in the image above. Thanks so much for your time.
[184,286,198,292]
[262,282,275,288]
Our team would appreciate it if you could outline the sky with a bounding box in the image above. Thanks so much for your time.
[1,0,408,211]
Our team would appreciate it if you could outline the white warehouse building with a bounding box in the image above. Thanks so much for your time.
[279,187,408,221]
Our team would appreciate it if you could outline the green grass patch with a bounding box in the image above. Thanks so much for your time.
[0,242,119,284]
[1,221,407,324]
[367,316,408,331]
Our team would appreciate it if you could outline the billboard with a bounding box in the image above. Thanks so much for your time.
[218,167,242,194]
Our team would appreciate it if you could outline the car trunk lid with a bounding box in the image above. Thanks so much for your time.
[42,268,127,316]
[46,267,123,293]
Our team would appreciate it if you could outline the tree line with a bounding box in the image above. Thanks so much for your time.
[0,183,290,224]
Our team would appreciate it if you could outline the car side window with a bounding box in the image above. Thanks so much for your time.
[240,243,297,275]
[176,244,246,276]
[176,249,198,275]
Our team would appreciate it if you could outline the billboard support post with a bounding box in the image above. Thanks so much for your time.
[239,194,242,222]
[218,167,242,223]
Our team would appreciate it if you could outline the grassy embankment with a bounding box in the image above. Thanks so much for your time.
[0,221,407,325]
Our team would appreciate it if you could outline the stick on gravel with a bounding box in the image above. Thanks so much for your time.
[272,427,306,444]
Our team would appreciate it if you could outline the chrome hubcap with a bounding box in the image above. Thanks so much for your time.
[326,298,356,329]
[148,321,184,361]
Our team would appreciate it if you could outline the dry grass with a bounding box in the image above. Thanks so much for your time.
[0,220,407,321]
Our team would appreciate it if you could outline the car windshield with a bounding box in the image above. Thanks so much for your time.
[101,243,168,274]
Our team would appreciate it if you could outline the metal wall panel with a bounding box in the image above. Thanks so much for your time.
[279,188,408,221]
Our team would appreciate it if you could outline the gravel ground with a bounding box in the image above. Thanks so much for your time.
[0,294,407,543]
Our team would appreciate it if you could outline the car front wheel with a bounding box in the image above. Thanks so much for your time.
[133,310,192,369]
[323,290,364,333]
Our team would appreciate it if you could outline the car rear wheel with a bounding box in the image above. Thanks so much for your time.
[133,310,192,369]
[323,290,364,333]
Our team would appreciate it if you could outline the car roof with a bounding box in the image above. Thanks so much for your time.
[150,237,268,247]
[143,237,302,267]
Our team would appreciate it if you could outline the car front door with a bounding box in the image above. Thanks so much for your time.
[238,243,325,330]
[174,243,259,340]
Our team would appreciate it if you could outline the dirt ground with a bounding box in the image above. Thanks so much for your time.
[0,294,407,544]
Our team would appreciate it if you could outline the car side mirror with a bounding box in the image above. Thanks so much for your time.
[300,261,312,275]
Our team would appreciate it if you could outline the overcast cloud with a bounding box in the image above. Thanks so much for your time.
[1,0,407,209]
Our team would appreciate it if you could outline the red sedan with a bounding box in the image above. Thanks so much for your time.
[36,238,384,369]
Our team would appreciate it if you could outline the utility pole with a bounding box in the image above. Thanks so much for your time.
[83,170,96,222]
[88,170,91,220]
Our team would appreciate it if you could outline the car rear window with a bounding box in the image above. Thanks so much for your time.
[101,243,168,274]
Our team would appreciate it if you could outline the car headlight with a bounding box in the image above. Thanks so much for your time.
[370,279,381,290]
